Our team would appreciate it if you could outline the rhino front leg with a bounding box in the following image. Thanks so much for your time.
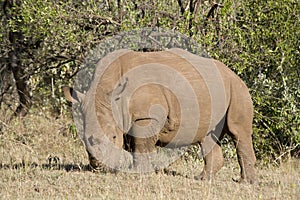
[129,119,159,173]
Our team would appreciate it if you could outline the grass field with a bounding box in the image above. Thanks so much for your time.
[0,112,299,199]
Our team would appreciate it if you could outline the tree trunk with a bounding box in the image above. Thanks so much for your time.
[9,48,32,117]
[4,0,32,117]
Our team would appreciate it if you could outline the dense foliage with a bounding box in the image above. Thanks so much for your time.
[0,0,299,161]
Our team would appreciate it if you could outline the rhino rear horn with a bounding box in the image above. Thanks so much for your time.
[63,86,85,103]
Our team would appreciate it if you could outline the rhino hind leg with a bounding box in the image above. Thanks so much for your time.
[227,94,257,184]
[195,141,224,181]
[230,132,257,184]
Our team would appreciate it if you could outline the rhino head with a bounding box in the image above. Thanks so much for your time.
[63,86,132,170]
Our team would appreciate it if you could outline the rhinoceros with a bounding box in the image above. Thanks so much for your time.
[64,48,257,183]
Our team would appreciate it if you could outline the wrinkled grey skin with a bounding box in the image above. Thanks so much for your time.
[64,48,257,183]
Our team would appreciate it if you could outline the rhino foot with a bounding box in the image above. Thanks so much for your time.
[194,171,214,181]
[232,177,257,184]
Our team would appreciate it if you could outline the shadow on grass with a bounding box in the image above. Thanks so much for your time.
[0,161,93,172]
[0,161,187,178]
[0,154,97,172]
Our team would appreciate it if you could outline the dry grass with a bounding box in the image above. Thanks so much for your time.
[0,112,299,199]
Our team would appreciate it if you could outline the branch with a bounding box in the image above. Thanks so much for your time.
[189,0,195,14]
[206,2,223,19]
[63,5,121,26]
[0,62,8,74]
[177,0,185,15]
[273,144,299,165]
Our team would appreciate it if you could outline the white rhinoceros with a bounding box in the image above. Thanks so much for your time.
[64,48,256,183]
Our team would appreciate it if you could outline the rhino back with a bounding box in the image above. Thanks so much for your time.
[90,49,246,146]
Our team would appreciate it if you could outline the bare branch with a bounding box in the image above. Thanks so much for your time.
[206,2,223,19]
[177,0,185,15]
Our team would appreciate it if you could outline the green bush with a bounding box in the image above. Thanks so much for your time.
[1,0,299,161]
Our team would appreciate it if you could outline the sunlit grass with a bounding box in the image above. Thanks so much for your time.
[0,112,299,199]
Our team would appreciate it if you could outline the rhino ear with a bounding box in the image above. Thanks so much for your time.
[63,86,85,103]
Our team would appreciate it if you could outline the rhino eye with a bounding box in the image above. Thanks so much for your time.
[113,136,116,139]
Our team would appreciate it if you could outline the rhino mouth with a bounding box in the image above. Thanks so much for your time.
[87,151,116,172]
